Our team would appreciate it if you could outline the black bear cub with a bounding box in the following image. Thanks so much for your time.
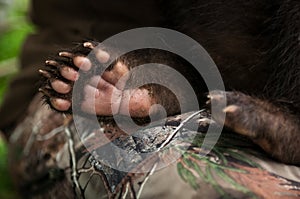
[40,0,300,165]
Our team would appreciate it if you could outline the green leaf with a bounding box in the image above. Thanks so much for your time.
[177,162,199,190]
[225,149,260,168]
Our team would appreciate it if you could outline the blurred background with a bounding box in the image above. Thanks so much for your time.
[0,0,34,198]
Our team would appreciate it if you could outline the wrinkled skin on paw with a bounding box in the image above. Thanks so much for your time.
[40,42,158,118]
[39,41,205,121]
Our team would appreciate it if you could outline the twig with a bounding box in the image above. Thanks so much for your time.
[137,162,158,199]
[122,183,130,199]
[36,126,64,141]
[157,110,204,151]
[23,121,41,155]
[65,125,84,198]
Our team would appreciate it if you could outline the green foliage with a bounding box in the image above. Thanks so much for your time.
[0,25,33,61]
[176,132,260,198]
[0,0,33,198]
[0,74,14,104]
[0,0,34,61]
[0,139,18,199]
[0,0,34,99]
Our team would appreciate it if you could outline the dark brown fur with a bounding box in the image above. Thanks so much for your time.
[163,0,300,164]
[41,0,300,165]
